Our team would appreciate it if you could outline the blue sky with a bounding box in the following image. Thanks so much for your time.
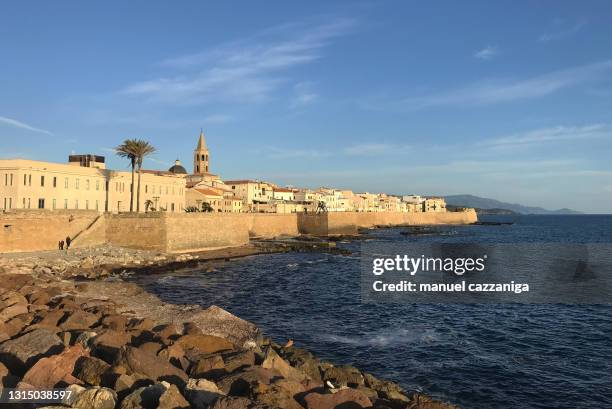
[1,1,612,213]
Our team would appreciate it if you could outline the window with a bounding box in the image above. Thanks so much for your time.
[41,176,45,187]
[53,177,57,188]
[64,178,68,188]
[4,174,7,186]
[22,198,25,208]
[64,199,68,209]
[171,203,175,212]
[27,198,31,208]
[24,174,27,185]
[95,200,99,211]
[52,199,56,209]
[38,198,45,209]
[28,175,31,186]
[10,174,13,186]
[85,200,89,210]
[86,179,90,190]
[145,185,148,193]
[96,180,99,190]
[75,179,80,189]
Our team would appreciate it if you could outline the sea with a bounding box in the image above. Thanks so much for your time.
[130,215,612,409]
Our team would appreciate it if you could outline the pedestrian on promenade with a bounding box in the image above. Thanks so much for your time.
[65,236,71,249]
[59,240,64,250]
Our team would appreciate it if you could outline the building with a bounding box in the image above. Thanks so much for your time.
[422,197,447,212]
[224,180,276,211]
[272,187,295,201]
[0,156,186,213]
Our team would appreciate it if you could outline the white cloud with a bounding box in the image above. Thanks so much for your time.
[399,59,612,109]
[0,116,53,135]
[484,124,610,147]
[474,45,499,60]
[539,19,587,43]
[122,17,356,105]
[343,143,411,156]
[290,82,318,107]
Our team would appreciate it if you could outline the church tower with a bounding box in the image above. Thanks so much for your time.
[193,129,209,175]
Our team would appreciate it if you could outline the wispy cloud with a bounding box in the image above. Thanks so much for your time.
[474,45,499,60]
[399,59,612,109]
[122,17,356,105]
[343,143,411,156]
[539,19,587,43]
[0,116,53,135]
[484,124,610,147]
[290,82,319,108]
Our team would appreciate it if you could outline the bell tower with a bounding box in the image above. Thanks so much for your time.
[194,129,209,175]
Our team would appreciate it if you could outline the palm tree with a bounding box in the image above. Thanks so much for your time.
[144,199,154,212]
[115,140,138,212]
[115,139,156,212]
[131,140,156,212]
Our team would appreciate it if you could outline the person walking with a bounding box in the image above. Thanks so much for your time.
[65,236,71,249]
[58,240,63,250]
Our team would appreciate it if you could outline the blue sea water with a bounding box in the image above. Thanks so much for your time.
[131,215,612,408]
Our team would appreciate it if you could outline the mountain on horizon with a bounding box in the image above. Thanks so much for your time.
[444,194,582,215]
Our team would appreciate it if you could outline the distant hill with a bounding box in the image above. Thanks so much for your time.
[445,194,582,215]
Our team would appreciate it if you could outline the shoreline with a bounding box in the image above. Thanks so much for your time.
[0,242,458,408]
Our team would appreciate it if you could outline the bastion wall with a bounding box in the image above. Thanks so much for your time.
[0,209,477,253]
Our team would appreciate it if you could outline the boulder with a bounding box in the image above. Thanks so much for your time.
[217,366,283,396]
[26,290,51,306]
[252,378,305,409]
[189,354,226,379]
[73,355,112,386]
[70,386,118,409]
[115,346,188,385]
[31,310,67,330]
[184,378,225,408]
[303,388,373,409]
[91,329,131,362]
[60,310,100,331]
[223,350,256,373]
[278,347,322,381]
[138,341,163,356]
[176,334,235,359]
[0,328,64,375]
[0,290,29,323]
[188,306,261,348]
[322,365,364,388]
[407,393,459,409]
[127,317,155,331]
[100,314,128,331]
[158,342,188,370]
[120,381,189,409]
[261,347,308,382]
[22,344,88,388]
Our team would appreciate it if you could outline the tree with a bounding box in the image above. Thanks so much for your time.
[201,202,214,212]
[133,139,155,212]
[115,140,138,212]
[185,206,200,213]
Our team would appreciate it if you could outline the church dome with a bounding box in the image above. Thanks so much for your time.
[168,159,187,174]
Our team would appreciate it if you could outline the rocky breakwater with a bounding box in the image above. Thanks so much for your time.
[0,252,457,409]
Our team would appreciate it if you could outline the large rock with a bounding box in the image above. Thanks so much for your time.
[184,378,225,408]
[73,355,112,386]
[322,365,365,388]
[69,385,118,409]
[0,290,29,322]
[22,344,88,388]
[188,306,261,348]
[278,347,322,381]
[261,347,308,382]
[217,366,283,396]
[210,396,267,409]
[303,389,373,409]
[91,329,131,362]
[407,393,459,409]
[0,328,64,375]
[115,346,188,385]
[176,334,235,359]
[252,378,305,409]
[120,381,189,409]
[223,350,256,374]
[60,310,100,331]
[190,354,226,379]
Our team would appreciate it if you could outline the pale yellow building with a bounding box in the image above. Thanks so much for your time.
[0,156,186,213]
[422,197,447,212]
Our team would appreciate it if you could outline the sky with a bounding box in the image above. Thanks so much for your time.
[1,1,612,213]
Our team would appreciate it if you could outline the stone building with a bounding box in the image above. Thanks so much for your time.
[0,156,186,213]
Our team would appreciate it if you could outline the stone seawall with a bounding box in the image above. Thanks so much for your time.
[0,210,477,253]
